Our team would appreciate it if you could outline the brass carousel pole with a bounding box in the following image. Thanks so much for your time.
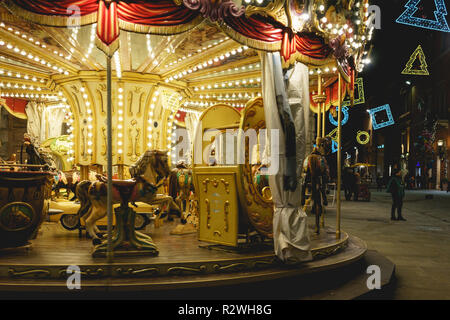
[316,74,322,140]
[106,55,113,262]
[321,101,325,137]
[336,72,342,239]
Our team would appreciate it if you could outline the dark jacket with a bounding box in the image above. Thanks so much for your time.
[386,176,405,198]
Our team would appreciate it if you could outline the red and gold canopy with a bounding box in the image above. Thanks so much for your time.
[3,0,339,68]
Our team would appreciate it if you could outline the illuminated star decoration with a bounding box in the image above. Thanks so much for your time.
[401,45,429,75]
[329,106,349,126]
[396,0,450,33]
[368,104,395,130]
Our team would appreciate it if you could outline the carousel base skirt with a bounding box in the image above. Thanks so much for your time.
[0,220,394,298]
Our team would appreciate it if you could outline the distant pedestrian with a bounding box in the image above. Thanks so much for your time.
[376,174,383,192]
[343,168,353,200]
[387,169,406,221]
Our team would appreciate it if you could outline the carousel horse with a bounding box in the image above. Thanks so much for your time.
[168,160,194,223]
[252,163,270,195]
[301,137,332,234]
[75,150,180,244]
[53,170,93,201]
[168,161,198,234]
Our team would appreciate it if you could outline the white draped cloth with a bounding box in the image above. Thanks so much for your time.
[25,101,45,142]
[184,112,200,165]
[25,102,65,142]
[261,52,312,263]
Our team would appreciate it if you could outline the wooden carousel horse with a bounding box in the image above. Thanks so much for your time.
[53,169,95,201]
[301,137,332,234]
[168,160,197,235]
[75,150,181,251]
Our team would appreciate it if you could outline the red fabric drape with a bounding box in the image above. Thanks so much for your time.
[13,0,98,16]
[223,14,283,44]
[310,78,347,113]
[223,14,330,62]
[9,0,332,65]
[281,29,331,63]
[97,1,119,46]
[117,0,200,27]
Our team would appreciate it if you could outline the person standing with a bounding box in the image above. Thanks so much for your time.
[387,168,406,221]
[376,174,383,192]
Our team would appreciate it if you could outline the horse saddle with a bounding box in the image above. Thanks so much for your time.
[96,174,138,202]
[96,174,136,188]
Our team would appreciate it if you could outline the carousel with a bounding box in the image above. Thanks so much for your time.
[0,0,394,298]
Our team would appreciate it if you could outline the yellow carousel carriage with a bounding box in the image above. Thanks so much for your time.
[192,97,273,247]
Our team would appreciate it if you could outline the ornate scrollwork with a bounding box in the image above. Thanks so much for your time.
[167,265,207,275]
[115,267,159,276]
[8,268,51,278]
[58,267,105,278]
[182,0,245,22]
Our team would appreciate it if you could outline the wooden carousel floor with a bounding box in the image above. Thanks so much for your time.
[0,220,350,266]
[0,216,367,297]
[0,207,370,295]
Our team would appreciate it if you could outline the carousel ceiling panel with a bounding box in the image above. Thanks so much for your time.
[0,4,264,113]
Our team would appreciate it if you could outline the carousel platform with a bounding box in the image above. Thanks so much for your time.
[0,216,395,299]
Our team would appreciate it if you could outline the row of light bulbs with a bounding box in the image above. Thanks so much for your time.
[203,63,261,79]
[147,90,160,148]
[0,91,58,100]
[198,92,261,100]
[164,37,229,69]
[164,45,249,82]
[183,100,246,109]
[117,87,124,155]
[177,106,202,113]
[193,77,261,92]
[0,81,46,91]
[114,51,122,79]
[0,22,71,61]
[167,111,176,161]
[309,66,338,75]
[0,38,69,75]
[146,34,159,67]
[64,101,76,163]
[0,69,46,83]
[79,87,93,155]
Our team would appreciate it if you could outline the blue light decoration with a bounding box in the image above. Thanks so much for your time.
[329,106,349,126]
[332,140,338,153]
[368,104,395,130]
[396,0,450,33]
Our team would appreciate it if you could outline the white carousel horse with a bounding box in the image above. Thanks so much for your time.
[75,150,180,244]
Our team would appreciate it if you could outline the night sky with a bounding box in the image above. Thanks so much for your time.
[325,0,450,175]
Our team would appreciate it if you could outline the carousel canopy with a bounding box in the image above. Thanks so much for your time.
[0,0,374,167]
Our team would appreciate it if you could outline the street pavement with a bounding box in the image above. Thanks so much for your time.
[321,189,450,300]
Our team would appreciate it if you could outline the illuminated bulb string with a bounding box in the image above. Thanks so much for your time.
[80,87,93,155]
[165,45,249,82]
[0,38,69,75]
[164,37,229,68]
[117,87,124,155]
[0,22,71,61]
[147,90,159,148]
